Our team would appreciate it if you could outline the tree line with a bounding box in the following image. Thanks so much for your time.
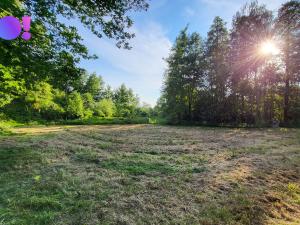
[159,1,300,126]
[2,70,152,121]
[0,0,152,122]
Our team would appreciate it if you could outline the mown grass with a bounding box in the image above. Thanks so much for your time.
[0,120,18,136]
[61,117,151,125]
[0,116,151,133]
[0,125,299,225]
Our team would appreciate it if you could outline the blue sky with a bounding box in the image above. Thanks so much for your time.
[77,0,286,106]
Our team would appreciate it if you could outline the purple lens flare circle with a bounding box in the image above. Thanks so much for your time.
[22,32,31,41]
[0,16,22,40]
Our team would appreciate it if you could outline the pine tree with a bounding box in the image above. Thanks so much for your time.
[184,32,206,120]
[206,16,229,123]
[276,0,300,124]
[163,28,205,122]
[163,27,189,122]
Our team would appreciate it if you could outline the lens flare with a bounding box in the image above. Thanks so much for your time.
[259,40,280,56]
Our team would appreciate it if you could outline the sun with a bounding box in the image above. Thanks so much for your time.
[259,40,280,56]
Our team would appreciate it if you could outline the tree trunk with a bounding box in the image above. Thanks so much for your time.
[284,32,291,124]
[284,78,290,123]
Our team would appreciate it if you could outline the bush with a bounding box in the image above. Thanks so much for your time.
[0,64,25,108]
[94,99,115,117]
[25,82,65,121]
[66,91,84,119]
[84,109,94,119]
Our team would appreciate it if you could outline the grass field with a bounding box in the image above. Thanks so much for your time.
[0,125,299,225]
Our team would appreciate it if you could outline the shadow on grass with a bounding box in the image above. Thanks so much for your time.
[0,147,42,172]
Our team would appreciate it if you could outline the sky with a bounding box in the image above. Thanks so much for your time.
[77,0,287,106]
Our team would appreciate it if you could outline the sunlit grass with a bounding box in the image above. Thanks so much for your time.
[0,125,299,224]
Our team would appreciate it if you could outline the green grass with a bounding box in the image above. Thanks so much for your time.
[101,159,177,175]
[0,126,12,136]
[0,120,20,136]
[0,125,299,224]
[0,117,151,136]
[60,117,150,125]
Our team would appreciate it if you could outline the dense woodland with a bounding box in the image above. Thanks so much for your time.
[0,0,299,126]
[159,1,300,126]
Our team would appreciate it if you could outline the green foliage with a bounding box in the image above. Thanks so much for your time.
[101,85,114,100]
[163,27,206,122]
[1,0,298,127]
[114,84,139,117]
[137,102,153,117]
[26,82,55,112]
[66,92,84,119]
[0,64,25,108]
[0,0,150,124]
[83,73,103,99]
[204,16,230,123]
[276,0,300,123]
[82,93,95,118]
[94,99,115,117]
[82,93,94,109]
[0,119,16,136]
[25,82,65,120]
[23,0,149,50]
[161,1,300,126]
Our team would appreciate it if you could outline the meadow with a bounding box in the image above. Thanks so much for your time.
[0,125,299,225]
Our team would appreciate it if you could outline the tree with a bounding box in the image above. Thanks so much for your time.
[101,85,114,100]
[23,0,149,50]
[163,27,206,122]
[82,93,95,109]
[153,95,168,118]
[82,93,95,118]
[114,84,139,117]
[66,92,84,119]
[163,27,189,121]
[276,0,300,123]
[228,1,273,124]
[25,82,64,120]
[0,0,150,122]
[25,82,54,113]
[205,16,229,123]
[0,0,85,95]
[184,32,206,120]
[0,64,25,108]
[137,102,153,117]
[94,99,115,117]
[159,1,300,126]
[84,73,103,100]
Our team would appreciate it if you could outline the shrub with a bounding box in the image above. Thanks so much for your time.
[94,99,115,117]
[66,91,84,119]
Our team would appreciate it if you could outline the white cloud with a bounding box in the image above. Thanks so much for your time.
[78,0,287,106]
[81,22,172,106]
